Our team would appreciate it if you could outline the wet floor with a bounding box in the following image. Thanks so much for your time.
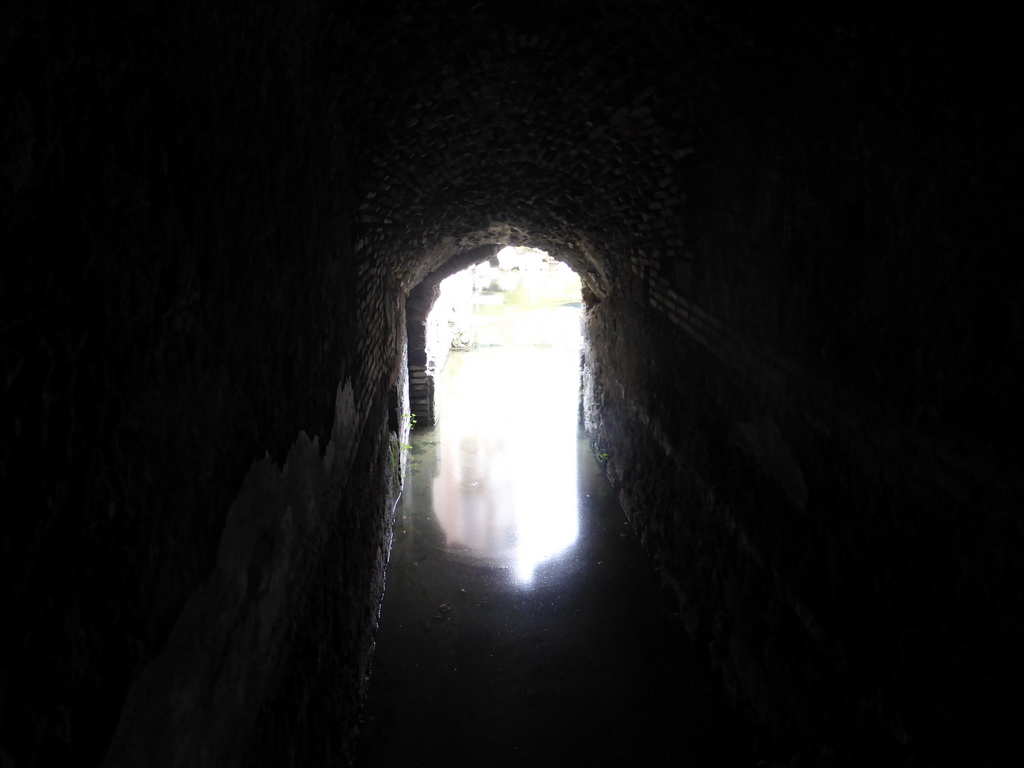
[356,261,753,767]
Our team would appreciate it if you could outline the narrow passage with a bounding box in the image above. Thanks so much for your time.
[356,266,752,767]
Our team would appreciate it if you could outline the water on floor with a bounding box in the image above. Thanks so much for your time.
[356,265,752,767]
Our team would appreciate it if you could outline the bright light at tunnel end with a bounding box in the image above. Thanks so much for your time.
[426,245,584,588]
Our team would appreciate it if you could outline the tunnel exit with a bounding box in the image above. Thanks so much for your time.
[418,246,583,586]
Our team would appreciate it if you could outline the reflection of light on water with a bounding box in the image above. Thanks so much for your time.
[432,348,580,586]
[429,253,582,587]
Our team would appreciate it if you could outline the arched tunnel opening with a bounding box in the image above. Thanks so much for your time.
[2,2,1022,767]
[406,245,582,428]
[361,246,756,767]
[399,245,586,578]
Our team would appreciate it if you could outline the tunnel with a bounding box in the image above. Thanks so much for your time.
[1,1,1022,766]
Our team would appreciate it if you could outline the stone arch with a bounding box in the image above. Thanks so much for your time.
[403,237,593,425]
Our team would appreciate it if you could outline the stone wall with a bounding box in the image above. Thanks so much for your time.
[581,7,1023,765]
[1,2,404,765]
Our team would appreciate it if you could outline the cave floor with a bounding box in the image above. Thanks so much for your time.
[355,346,754,767]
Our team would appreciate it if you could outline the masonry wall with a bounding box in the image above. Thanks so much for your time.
[1,2,404,766]
[582,9,1023,765]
